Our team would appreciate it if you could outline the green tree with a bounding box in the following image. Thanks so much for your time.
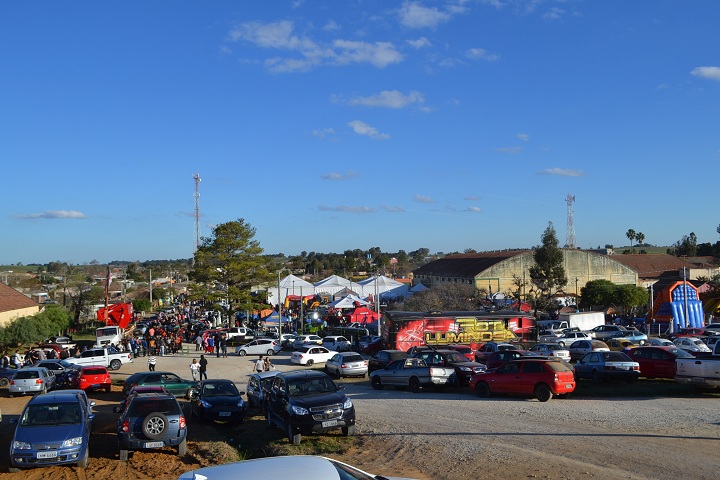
[626,229,636,250]
[615,284,650,315]
[529,222,568,312]
[189,219,277,320]
[580,280,617,308]
[401,283,483,312]
[0,305,72,349]
[635,232,645,246]
[669,232,698,257]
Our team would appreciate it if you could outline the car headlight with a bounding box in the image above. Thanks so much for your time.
[342,398,353,409]
[458,366,472,372]
[291,405,309,415]
[13,440,31,450]
[62,437,83,447]
[200,399,212,409]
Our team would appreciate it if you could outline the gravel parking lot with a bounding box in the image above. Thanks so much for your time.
[1,346,720,479]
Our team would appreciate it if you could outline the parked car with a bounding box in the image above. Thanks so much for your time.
[114,391,187,460]
[625,346,694,379]
[178,455,420,480]
[412,348,486,385]
[605,338,637,352]
[485,350,538,370]
[360,336,383,355]
[672,327,720,338]
[234,338,281,357]
[9,390,94,471]
[118,385,168,412]
[612,329,648,343]
[647,338,674,347]
[278,333,297,350]
[369,358,455,393]
[553,331,592,347]
[574,351,640,383]
[470,358,576,402]
[529,343,571,361]
[33,359,80,389]
[357,335,381,353]
[568,340,610,361]
[72,365,112,392]
[321,336,352,352]
[325,352,368,378]
[122,371,198,398]
[368,350,409,373]
[265,370,355,445]
[9,367,56,397]
[673,337,712,354]
[474,342,518,363]
[292,335,323,350]
[588,325,628,340]
[1,366,18,387]
[290,346,337,366]
[445,344,475,361]
[188,379,246,423]
[246,370,281,409]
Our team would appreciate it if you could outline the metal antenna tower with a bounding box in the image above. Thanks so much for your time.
[193,173,201,250]
[565,194,576,248]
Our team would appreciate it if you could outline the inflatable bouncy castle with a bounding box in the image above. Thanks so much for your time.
[652,281,704,331]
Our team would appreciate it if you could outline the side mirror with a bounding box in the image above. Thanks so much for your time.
[112,406,121,414]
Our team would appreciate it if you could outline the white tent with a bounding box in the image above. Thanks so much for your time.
[314,275,364,297]
[328,294,370,309]
[266,274,316,308]
[358,275,409,299]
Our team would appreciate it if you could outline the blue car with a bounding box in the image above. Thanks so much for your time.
[9,391,94,471]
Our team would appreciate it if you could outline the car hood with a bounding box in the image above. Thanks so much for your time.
[14,423,85,445]
[202,394,243,406]
[291,391,348,408]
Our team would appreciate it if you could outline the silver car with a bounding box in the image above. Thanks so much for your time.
[9,367,56,397]
[234,338,282,356]
[325,352,368,378]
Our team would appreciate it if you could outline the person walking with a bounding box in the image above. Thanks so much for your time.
[148,354,157,371]
[199,354,208,380]
[254,355,265,373]
[264,356,275,371]
[189,358,199,381]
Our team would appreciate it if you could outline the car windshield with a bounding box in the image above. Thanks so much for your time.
[203,382,239,396]
[21,403,81,426]
[446,352,468,362]
[342,354,363,362]
[128,399,180,417]
[287,377,336,396]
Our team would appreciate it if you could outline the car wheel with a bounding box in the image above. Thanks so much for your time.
[77,447,89,468]
[178,438,187,456]
[342,424,356,436]
[592,371,603,384]
[266,349,275,356]
[109,359,122,371]
[306,359,314,366]
[119,449,128,461]
[557,342,565,348]
[475,382,491,398]
[142,412,169,439]
[534,384,552,402]
[287,422,301,445]
[371,376,383,390]
[238,350,247,357]
[0,378,9,387]
[409,377,421,393]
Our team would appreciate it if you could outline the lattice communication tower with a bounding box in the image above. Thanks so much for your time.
[565,194,576,249]
[193,173,201,250]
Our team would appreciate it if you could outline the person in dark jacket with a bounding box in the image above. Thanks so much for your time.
[199,354,208,380]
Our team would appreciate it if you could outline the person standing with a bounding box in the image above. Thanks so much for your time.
[220,334,228,358]
[199,354,208,380]
[254,355,265,373]
[195,334,203,351]
[148,354,157,371]
[189,358,199,381]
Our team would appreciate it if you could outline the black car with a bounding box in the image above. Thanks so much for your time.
[114,392,187,460]
[189,379,246,423]
[411,348,487,385]
[265,370,355,445]
[368,349,409,373]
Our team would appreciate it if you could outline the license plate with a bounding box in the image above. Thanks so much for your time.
[617,366,629,370]
[144,441,164,448]
[692,377,706,384]
[37,451,58,459]
[565,384,573,389]
[219,411,231,417]
[322,420,338,428]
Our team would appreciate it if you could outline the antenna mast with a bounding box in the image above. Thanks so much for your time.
[193,173,201,251]
[565,194,576,249]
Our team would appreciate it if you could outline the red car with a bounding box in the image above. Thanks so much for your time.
[625,346,694,379]
[470,358,575,402]
[73,365,111,392]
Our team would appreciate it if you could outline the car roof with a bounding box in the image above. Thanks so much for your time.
[27,391,84,405]
[277,370,329,380]
[251,370,282,379]
[178,455,373,479]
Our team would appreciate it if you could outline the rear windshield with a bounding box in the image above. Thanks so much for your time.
[127,399,180,417]
[14,370,40,380]
[546,361,573,373]
[343,354,363,362]
[84,368,107,375]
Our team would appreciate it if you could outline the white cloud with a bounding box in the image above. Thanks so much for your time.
[543,7,566,21]
[348,90,425,109]
[399,1,452,29]
[691,66,720,82]
[538,168,584,177]
[466,47,500,62]
[312,127,335,139]
[517,133,529,141]
[332,40,404,68]
[348,120,390,140]
[323,20,341,31]
[17,210,87,220]
[406,37,432,49]
[321,171,358,181]
[467,206,482,212]
[414,194,434,203]
[318,205,377,213]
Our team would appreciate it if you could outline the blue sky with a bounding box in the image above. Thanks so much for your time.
[2,1,719,265]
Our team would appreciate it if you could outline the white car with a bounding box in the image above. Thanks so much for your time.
[290,346,336,366]
[529,343,571,361]
[568,340,610,361]
[673,337,712,353]
[235,338,282,356]
[647,338,674,347]
[178,455,419,480]
[321,336,352,352]
[553,331,592,347]
[292,335,322,350]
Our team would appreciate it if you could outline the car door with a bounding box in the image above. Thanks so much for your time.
[161,373,185,396]
[651,349,675,378]
[518,361,545,394]
[489,362,520,393]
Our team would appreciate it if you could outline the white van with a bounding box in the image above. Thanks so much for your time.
[322,336,352,352]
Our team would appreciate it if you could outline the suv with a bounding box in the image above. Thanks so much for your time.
[321,336,352,352]
[265,370,355,445]
[114,392,187,460]
[412,348,486,385]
